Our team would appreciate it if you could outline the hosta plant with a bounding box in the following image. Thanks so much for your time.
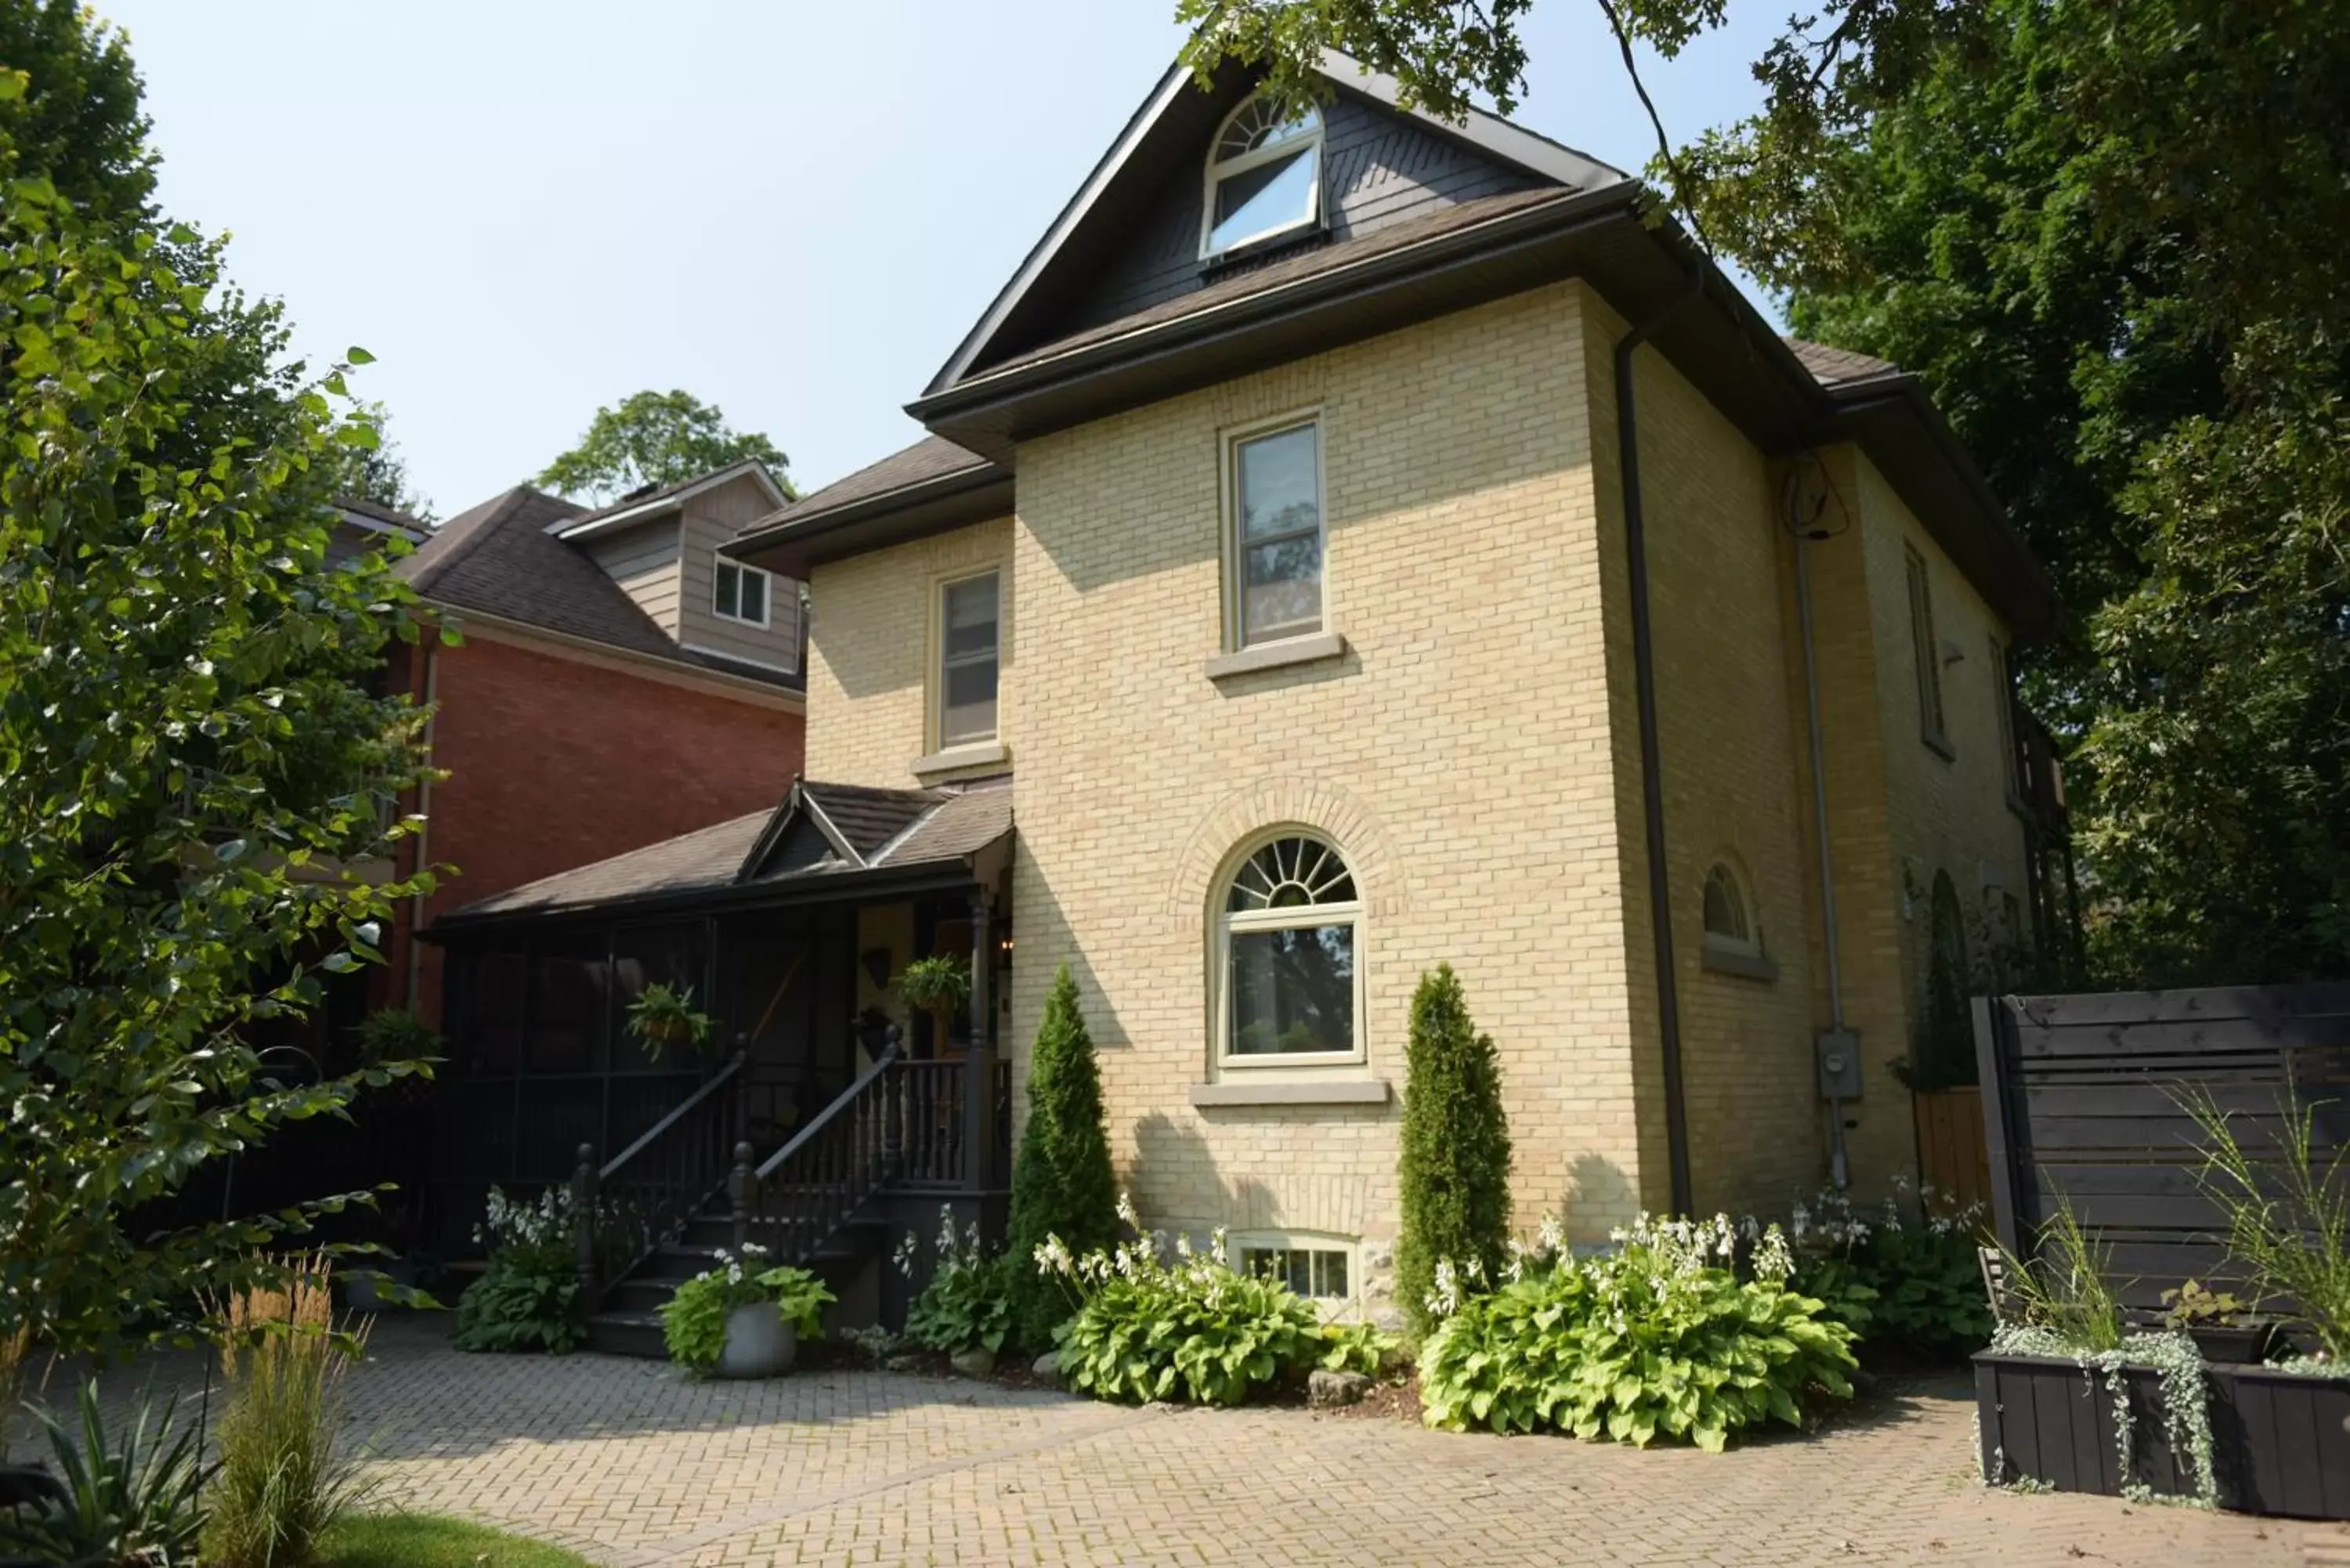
[1419,1213,1857,1451]
[660,1247,834,1374]
[454,1185,631,1355]
[899,1207,1014,1357]
[1787,1181,1995,1357]
[1036,1197,1325,1406]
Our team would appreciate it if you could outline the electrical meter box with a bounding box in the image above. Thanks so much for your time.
[1816,1029,1863,1100]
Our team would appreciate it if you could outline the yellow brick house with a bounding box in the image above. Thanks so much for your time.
[434,51,2062,1342]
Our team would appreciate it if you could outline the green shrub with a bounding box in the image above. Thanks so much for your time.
[1395,964,1513,1338]
[0,1380,208,1568]
[204,1263,374,1568]
[1788,1184,1994,1357]
[659,1248,834,1374]
[1038,1205,1325,1406]
[1005,966,1119,1350]
[900,1208,1014,1357]
[1419,1214,1857,1451]
[1318,1318,1402,1375]
[453,1263,581,1355]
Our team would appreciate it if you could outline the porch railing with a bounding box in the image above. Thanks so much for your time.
[734,1042,905,1263]
[731,1040,1005,1263]
[572,1048,745,1302]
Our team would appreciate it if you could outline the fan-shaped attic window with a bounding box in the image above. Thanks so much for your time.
[1202,96,1324,260]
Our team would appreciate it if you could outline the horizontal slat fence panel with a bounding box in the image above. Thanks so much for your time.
[1973,984,2349,1319]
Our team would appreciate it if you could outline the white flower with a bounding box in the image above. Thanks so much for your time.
[1115,1192,1141,1231]
[1033,1235,1074,1277]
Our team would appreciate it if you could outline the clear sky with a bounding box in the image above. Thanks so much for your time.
[97,2,1787,518]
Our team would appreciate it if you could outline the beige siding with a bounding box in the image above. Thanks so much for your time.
[1004,280,1649,1324]
[586,522,682,634]
[678,475,804,672]
[807,518,1015,784]
[1580,298,1827,1216]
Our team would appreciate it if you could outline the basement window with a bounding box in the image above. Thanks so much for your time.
[1232,1233,1356,1306]
[714,558,772,627]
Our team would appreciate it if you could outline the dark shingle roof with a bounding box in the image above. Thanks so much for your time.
[445,778,1012,921]
[1784,338,1900,387]
[397,485,800,688]
[985,187,1579,378]
[564,457,794,530]
[739,436,996,537]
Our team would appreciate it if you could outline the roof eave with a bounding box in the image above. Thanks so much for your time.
[425,851,993,936]
[551,460,792,541]
[724,462,1016,578]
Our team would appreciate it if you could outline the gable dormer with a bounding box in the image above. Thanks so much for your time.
[924,55,1626,401]
[555,460,804,675]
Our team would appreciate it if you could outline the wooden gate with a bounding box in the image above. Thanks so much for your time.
[1972,984,2350,1312]
[1911,1087,1993,1213]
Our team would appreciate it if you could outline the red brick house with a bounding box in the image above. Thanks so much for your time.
[378,461,808,1027]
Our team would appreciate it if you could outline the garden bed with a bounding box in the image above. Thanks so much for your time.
[1975,1349,2350,1519]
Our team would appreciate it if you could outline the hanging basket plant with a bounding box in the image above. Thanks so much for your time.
[891,955,974,1052]
[626,981,714,1058]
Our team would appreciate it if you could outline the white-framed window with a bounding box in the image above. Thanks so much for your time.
[936,570,1000,748]
[1224,417,1325,649]
[714,558,772,627]
[1701,862,1759,957]
[1201,94,1324,259]
[1904,545,1950,753]
[1217,832,1361,1066]
[1231,1232,1358,1310]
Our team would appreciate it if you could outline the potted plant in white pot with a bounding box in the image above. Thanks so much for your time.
[658,1245,835,1378]
[625,981,714,1060]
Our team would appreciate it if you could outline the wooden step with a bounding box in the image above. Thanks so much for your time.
[584,1310,666,1360]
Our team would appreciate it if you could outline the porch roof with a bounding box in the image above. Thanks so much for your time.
[431,776,1011,930]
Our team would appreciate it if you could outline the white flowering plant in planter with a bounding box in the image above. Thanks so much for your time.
[660,1245,834,1375]
[1034,1196,1387,1407]
[1418,1212,1857,1451]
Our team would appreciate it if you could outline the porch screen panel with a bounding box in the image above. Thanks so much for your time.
[530,934,608,1073]
[459,946,528,1075]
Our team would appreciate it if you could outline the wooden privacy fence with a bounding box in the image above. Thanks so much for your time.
[1911,1087,1994,1213]
[1972,983,2350,1313]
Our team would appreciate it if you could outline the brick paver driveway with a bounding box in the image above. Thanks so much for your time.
[87,1317,2342,1567]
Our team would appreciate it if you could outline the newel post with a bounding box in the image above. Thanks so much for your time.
[728,1140,754,1255]
[963,893,999,1191]
[570,1143,598,1297]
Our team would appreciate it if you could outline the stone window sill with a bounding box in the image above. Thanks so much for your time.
[911,740,1008,778]
[1188,1078,1391,1108]
[1701,941,1779,984]
[1204,631,1348,682]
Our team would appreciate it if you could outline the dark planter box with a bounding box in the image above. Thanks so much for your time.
[2207,1364,2350,1520]
[1976,1351,2350,1519]
[1973,1352,2201,1500]
[2186,1322,2276,1364]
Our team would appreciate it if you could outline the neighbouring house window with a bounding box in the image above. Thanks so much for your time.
[1990,638,2022,804]
[1201,96,1323,259]
[1234,1234,1356,1305]
[1218,833,1360,1064]
[714,558,772,627]
[1227,419,1324,648]
[1904,546,1949,752]
[938,572,1000,747]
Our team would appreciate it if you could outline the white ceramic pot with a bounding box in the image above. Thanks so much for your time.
[716,1302,798,1378]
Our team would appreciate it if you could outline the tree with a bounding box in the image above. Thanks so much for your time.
[324,399,434,522]
[1185,0,2350,985]
[537,388,791,505]
[1003,965,1119,1351]
[0,0,152,223]
[0,96,442,1367]
[1395,964,1511,1338]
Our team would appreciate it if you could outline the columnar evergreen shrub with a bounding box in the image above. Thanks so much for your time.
[1005,966,1119,1349]
[1395,964,1513,1338]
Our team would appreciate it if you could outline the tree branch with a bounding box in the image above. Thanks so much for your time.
[1593,0,1716,256]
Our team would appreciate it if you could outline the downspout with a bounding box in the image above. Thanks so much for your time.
[1615,262,1707,1219]
[403,637,440,1014]
[1788,478,1852,1189]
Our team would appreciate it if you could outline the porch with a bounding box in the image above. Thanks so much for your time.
[425,778,1014,1347]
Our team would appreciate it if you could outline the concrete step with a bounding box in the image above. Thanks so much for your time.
[584,1310,666,1360]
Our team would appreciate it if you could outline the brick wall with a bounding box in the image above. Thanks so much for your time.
[383,628,805,1021]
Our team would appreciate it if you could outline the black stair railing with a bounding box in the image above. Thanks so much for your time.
[732,1039,907,1264]
[573,1046,747,1305]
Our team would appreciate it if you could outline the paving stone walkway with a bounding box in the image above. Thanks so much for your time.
[67,1317,2346,1566]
